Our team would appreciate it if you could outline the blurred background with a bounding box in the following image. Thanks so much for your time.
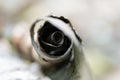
[0,0,120,80]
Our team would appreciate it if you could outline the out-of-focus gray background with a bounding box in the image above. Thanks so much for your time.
[0,0,120,80]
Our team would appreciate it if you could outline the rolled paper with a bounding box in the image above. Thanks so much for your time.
[30,16,92,80]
